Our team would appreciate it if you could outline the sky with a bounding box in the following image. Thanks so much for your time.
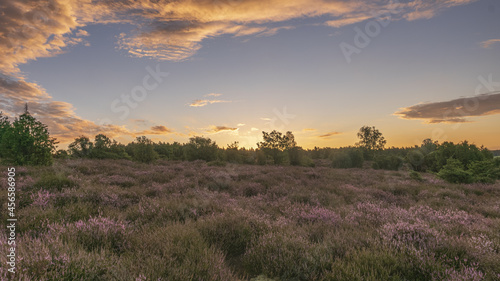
[0,0,499,150]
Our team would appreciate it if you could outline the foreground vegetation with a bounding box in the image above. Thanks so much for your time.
[1,159,499,280]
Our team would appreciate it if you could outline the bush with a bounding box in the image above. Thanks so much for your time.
[468,160,499,184]
[407,150,425,171]
[373,155,403,171]
[331,151,352,169]
[33,173,77,192]
[437,158,473,184]
[197,214,265,258]
[331,148,363,169]
[409,170,423,182]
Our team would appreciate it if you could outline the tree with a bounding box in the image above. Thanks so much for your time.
[356,126,386,150]
[356,126,386,160]
[257,130,296,150]
[94,134,112,150]
[131,136,158,163]
[257,130,296,165]
[0,111,56,165]
[0,112,10,158]
[68,136,94,158]
[184,136,218,162]
[225,141,242,163]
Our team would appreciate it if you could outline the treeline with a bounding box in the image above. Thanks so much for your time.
[0,111,498,184]
[58,131,314,167]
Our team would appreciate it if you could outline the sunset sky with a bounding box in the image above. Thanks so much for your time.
[1,0,499,149]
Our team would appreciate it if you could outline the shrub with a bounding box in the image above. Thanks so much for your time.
[243,232,320,280]
[468,160,499,184]
[331,148,363,169]
[373,155,403,171]
[331,151,352,168]
[409,170,424,182]
[437,158,473,184]
[407,150,425,171]
[197,214,265,258]
[33,173,77,192]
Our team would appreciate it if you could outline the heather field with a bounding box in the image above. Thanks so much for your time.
[1,159,500,281]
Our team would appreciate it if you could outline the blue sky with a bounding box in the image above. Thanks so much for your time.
[1,0,499,149]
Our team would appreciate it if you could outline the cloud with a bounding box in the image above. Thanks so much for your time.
[189,99,231,107]
[0,0,478,144]
[481,39,500,49]
[394,92,500,123]
[204,93,223,97]
[302,128,317,132]
[0,76,131,142]
[136,125,174,135]
[318,131,342,138]
[189,93,231,107]
[206,125,239,134]
[0,0,479,72]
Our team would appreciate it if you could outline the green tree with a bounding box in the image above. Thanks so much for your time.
[356,126,386,160]
[132,136,158,163]
[0,112,10,158]
[257,130,297,165]
[225,141,242,163]
[184,136,218,162]
[0,111,56,165]
[68,136,94,158]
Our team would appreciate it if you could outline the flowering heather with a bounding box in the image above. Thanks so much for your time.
[1,159,499,280]
[30,190,53,208]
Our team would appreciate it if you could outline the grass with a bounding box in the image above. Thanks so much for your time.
[1,159,499,280]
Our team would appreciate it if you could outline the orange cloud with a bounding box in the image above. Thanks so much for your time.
[189,93,231,107]
[319,132,342,138]
[206,125,239,134]
[136,125,174,135]
[481,39,500,49]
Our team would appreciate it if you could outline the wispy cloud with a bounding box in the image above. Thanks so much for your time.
[136,125,174,135]
[189,99,231,107]
[189,93,231,107]
[303,128,317,132]
[480,39,500,49]
[318,131,342,138]
[206,125,239,134]
[394,92,500,123]
[204,93,223,97]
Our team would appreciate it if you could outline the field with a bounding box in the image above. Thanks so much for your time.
[1,159,500,280]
